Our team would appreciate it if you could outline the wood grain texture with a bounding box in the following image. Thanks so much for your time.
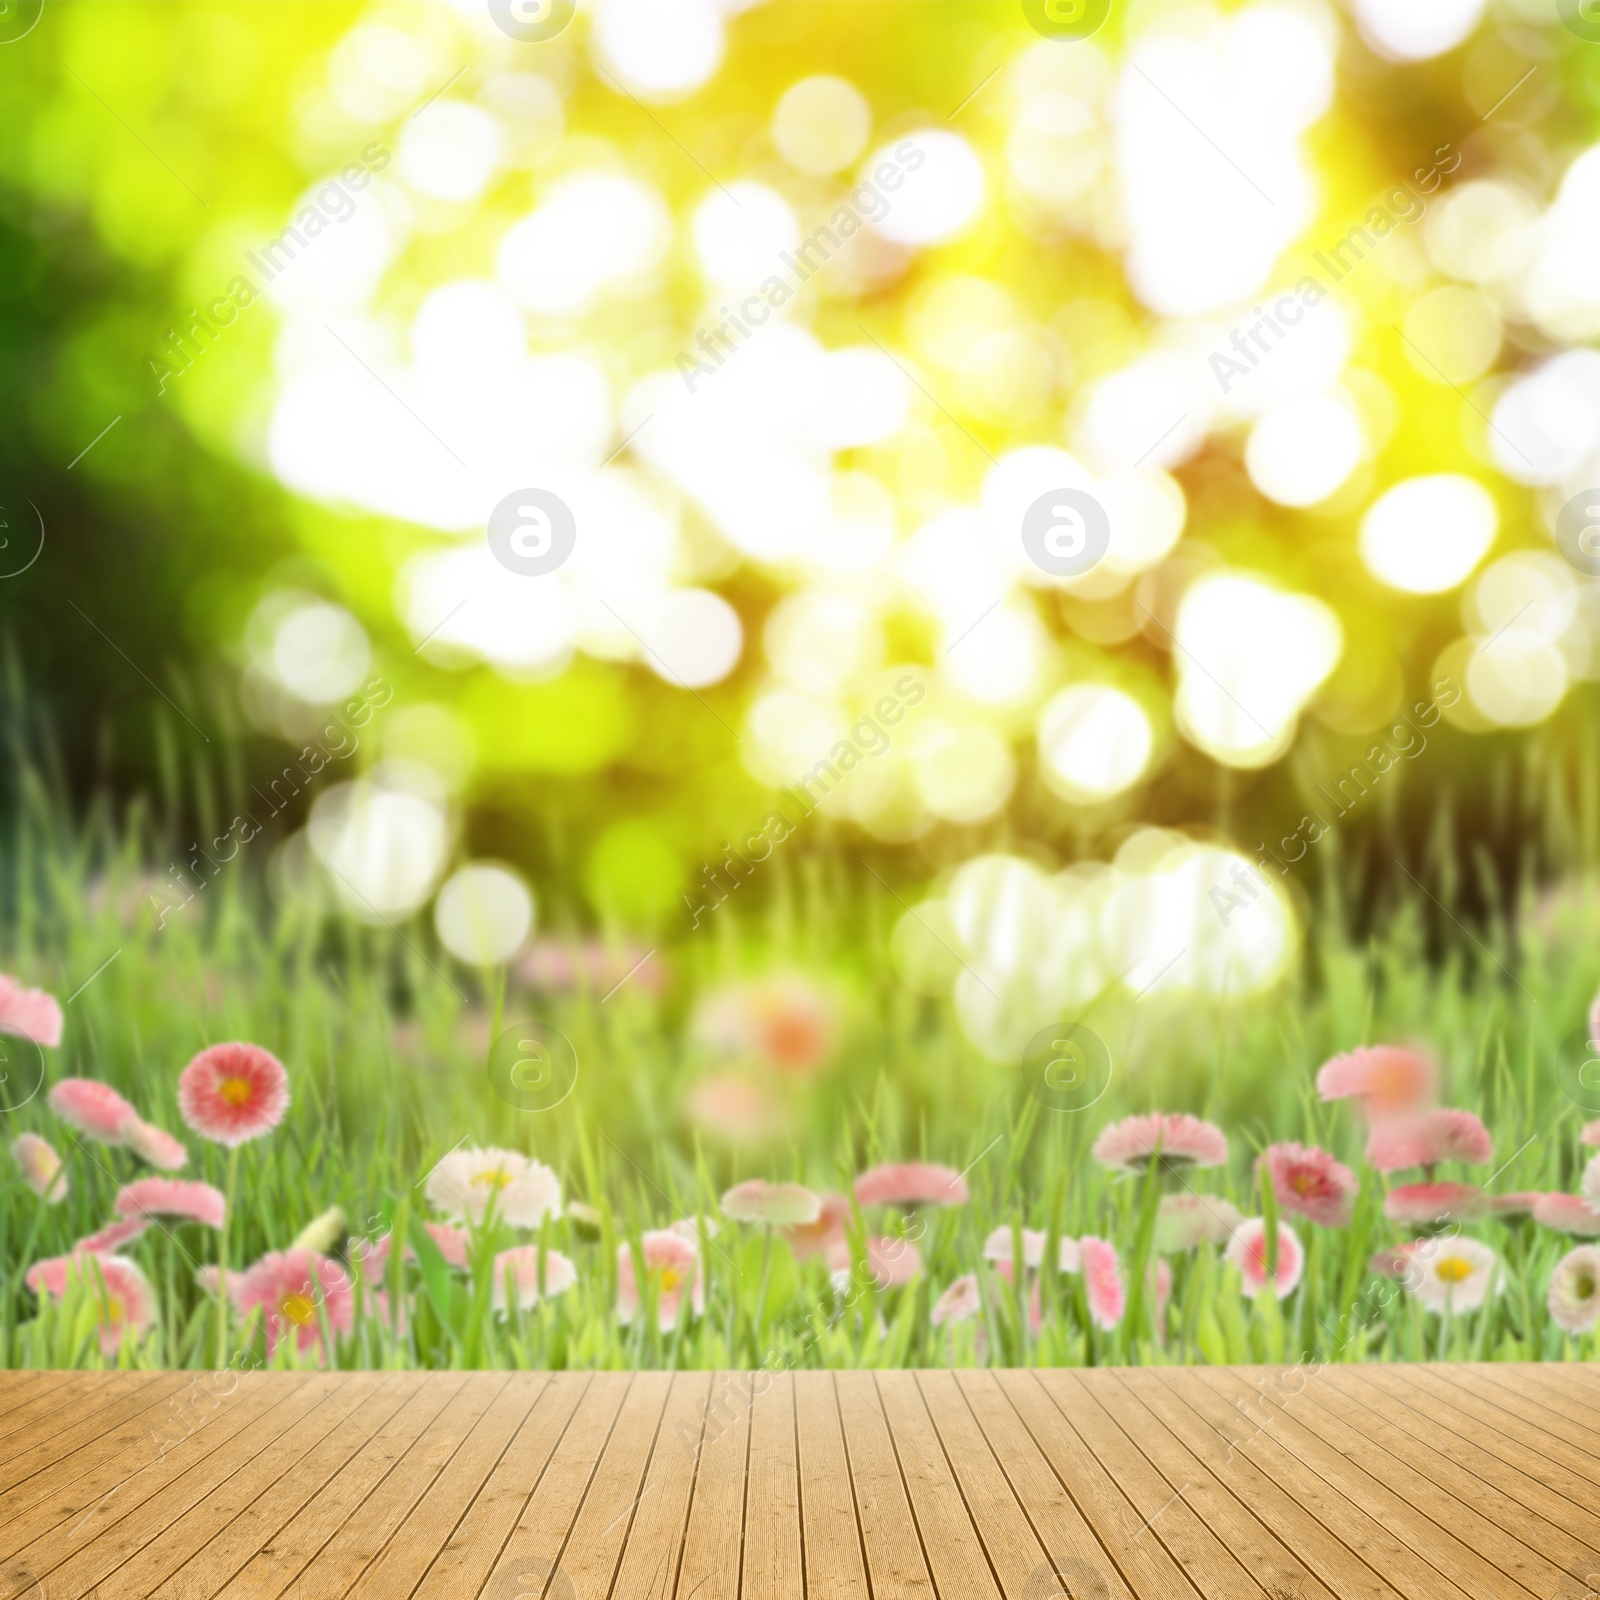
[4,1364,1599,1598]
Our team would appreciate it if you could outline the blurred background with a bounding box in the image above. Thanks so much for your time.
[3,0,1600,1066]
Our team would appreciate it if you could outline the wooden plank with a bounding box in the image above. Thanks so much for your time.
[0,1371,126,1467]
[277,1371,508,1600]
[0,1369,193,1500]
[1159,1370,1475,1600]
[1192,1368,1529,1599]
[1441,1364,1600,1467]
[1385,1365,1600,1515]
[1079,1371,1342,1600]
[72,1373,413,1598]
[532,1370,672,1600]
[344,1372,550,1600]
[1278,1372,1571,1595]
[609,1371,713,1600]
[914,1369,1054,1600]
[13,1373,343,1592]
[0,1370,108,1448]
[676,1370,753,1600]
[953,1370,1137,1600]
[990,1369,1201,1600]
[1036,1370,1271,1600]
[1506,1360,1600,1430]
[875,1370,1002,1599]
[212,1370,468,1598]
[794,1370,870,1600]
[1325,1366,1600,1572]
[1427,1366,1600,1482]
[742,1372,803,1600]
[409,1372,598,1600]
[835,1369,935,1600]
[1117,1370,1404,1600]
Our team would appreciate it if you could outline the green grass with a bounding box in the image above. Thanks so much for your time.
[3,763,1600,1374]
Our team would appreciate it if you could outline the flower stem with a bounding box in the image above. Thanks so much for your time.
[216,1145,240,1369]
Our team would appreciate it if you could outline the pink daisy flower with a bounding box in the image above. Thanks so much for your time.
[424,1220,472,1268]
[1582,1153,1600,1210]
[124,1119,187,1171]
[48,1077,138,1145]
[982,1227,1080,1273]
[1370,1242,1425,1281]
[1315,1045,1436,1119]
[1548,1245,1600,1335]
[11,1132,66,1202]
[1490,1192,1545,1221]
[357,1220,469,1280]
[1153,1193,1243,1252]
[490,1246,578,1313]
[1383,1182,1488,1227]
[1405,1237,1499,1314]
[826,1235,923,1291]
[1078,1236,1125,1329]
[617,1230,703,1332]
[692,975,838,1077]
[178,1043,289,1147]
[931,1273,981,1326]
[76,1218,150,1254]
[683,1074,781,1144]
[1226,1219,1305,1300]
[781,1192,850,1261]
[230,1249,354,1359]
[854,1162,969,1208]
[25,1252,155,1356]
[0,974,63,1048]
[1534,1193,1600,1237]
[1364,1109,1492,1173]
[1583,1120,1600,1150]
[1258,1142,1357,1228]
[1092,1112,1227,1173]
[114,1177,226,1229]
[720,1179,822,1227]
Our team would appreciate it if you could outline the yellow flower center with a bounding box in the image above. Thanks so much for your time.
[280,1292,317,1325]
[471,1169,513,1189]
[658,1267,683,1293]
[103,1294,125,1325]
[1577,1272,1596,1301]
[218,1076,254,1106]
[1435,1256,1474,1284]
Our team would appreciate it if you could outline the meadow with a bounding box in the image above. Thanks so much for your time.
[4,760,1600,1380]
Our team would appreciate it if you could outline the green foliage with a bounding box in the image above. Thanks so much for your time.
[2,765,1599,1371]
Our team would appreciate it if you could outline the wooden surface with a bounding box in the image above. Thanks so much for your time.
[2,1364,1599,1598]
